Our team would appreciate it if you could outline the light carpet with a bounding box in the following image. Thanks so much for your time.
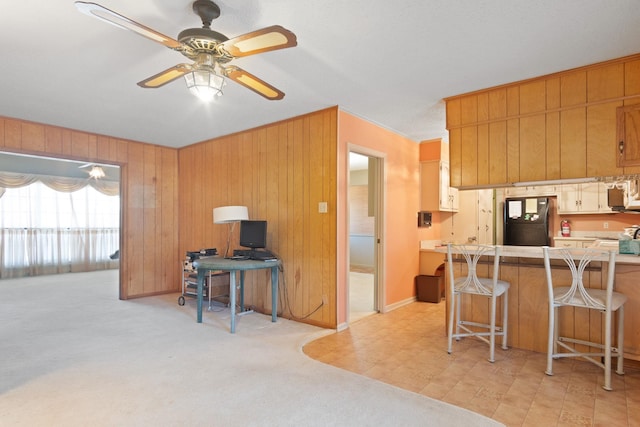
[0,270,503,426]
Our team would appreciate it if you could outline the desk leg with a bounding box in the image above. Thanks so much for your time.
[271,266,278,323]
[240,270,246,312]
[230,270,237,333]
[197,268,206,323]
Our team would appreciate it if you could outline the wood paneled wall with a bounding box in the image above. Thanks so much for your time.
[0,116,180,299]
[178,107,338,328]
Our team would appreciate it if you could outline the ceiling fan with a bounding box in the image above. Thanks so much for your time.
[78,163,106,179]
[75,1,297,101]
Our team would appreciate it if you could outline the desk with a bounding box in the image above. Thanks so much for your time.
[192,256,280,333]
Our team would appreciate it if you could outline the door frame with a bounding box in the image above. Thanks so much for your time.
[347,144,386,321]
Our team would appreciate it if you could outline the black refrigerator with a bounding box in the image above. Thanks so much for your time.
[503,197,550,246]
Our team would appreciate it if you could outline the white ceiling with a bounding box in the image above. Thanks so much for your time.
[1,1,639,149]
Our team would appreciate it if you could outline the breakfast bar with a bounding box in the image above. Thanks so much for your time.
[435,245,640,361]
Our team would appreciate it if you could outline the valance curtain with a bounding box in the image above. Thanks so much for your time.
[0,171,119,196]
[0,172,120,279]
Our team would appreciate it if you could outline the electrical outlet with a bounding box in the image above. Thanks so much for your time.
[322,294,328,304]
[318,202,328,213]
[604,222,609,229]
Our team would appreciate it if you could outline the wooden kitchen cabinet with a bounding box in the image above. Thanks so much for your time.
[557,182,612,214]
[445,54,640,187]
[560,107,587,179]
[615,264,640,359]
[617,103,640,167]
[519,114,547,182]
[420,160,459,212]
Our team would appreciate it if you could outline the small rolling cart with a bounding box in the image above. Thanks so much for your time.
[179,249,230,309]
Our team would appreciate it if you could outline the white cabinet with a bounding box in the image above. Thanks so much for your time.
[553,237,596,248]
[421,160,458,212]
[557,184,580,213]
[476,189,494,244]
[557,182,612,214]
[440,189,494,244]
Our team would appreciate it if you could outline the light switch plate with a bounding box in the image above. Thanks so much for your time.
[318,202,328,213]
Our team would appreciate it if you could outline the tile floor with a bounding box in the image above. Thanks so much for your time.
[303,300,640,427]
[349,271,376,323]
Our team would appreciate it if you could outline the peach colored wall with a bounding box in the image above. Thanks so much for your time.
[417,139,444,242]
[337,110,420,323]
[554,212,640,236]
[419,139,441,161]
[417,211,443,241]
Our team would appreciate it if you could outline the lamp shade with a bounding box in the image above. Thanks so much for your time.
[213,206,249,224]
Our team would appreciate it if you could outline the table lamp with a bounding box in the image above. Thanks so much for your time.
[213,205,249,258]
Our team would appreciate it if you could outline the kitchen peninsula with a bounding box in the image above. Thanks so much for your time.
[436,245,640,362]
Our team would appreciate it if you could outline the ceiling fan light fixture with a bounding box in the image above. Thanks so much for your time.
[89,165,106,179]
[75,1,296,101]
[184,69,225,102]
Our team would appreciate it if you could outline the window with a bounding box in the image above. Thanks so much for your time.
[0,182,120,277]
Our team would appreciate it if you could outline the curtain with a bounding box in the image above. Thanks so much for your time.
[0,171,119,196]
[0,177,120,279]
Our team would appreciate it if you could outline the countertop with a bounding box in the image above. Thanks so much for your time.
[433,244,640,265]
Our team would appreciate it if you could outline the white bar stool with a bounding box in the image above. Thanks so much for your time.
[542,246,627,391]
[446,244,510,362]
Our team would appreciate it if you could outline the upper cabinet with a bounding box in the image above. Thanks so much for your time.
[557,182,612,214]
[421,160,459,212]
[446,54,640,188]
[617,103,640,167]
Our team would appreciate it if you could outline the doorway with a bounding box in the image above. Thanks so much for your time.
[348,150,383,323]
[0,152,121,290]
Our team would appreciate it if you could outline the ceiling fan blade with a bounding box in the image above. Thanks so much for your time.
[137,64,192,88]
[75,2,182,50]
[221,25,297,58]
[224,66,285,100]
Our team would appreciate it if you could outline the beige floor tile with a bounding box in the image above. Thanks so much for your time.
[303,301,640,426]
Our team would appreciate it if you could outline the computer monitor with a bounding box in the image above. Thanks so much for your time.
[239,220,267,250]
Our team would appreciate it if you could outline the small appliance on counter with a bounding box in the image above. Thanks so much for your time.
[621,225,640,239]
[503,197,550,246]
[619,225,640,255]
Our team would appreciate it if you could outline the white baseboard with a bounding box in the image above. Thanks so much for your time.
[383,296,416,313]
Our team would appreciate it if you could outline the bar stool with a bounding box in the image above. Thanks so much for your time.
[446,244,510,362]
[542,246,627,391]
